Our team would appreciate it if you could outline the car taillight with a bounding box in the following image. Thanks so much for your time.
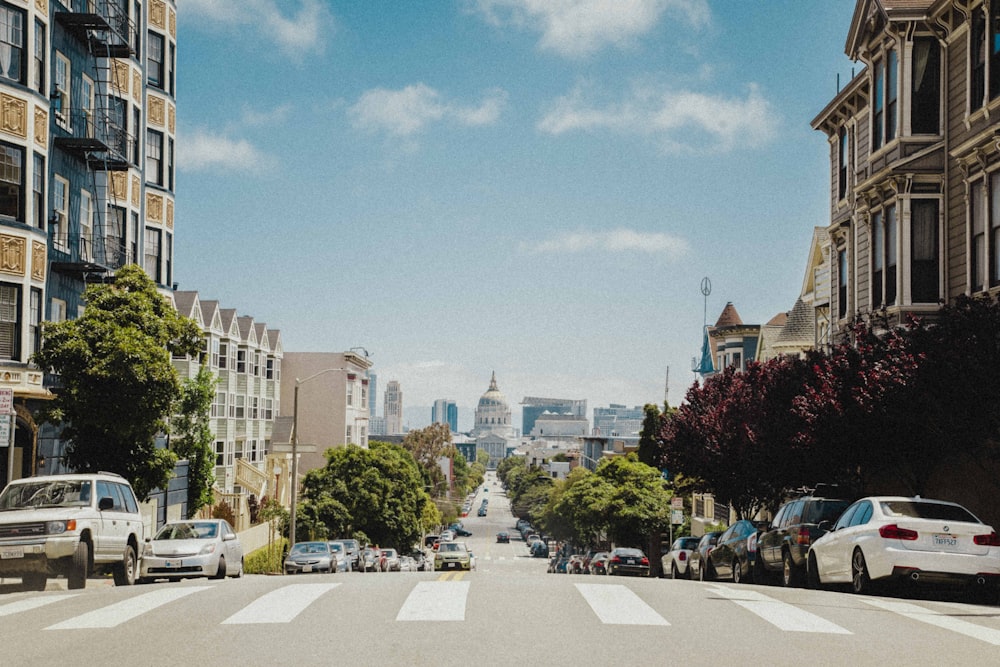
[640,557,649,565]
[794,529,810,546]
[611,556,621,563]
[678,552,687,561]
[879,524,918,540]
[974,532,1000,546]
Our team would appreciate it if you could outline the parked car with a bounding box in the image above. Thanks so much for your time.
[333,539,361,571]
[757,492,851,587]
[140,519,243,582]
[284,542,335,574]
[567,554,587,574]
[424,534,440,548]
[607,547,650,577]
[661,536,701,579]
[589,552,610,575]
[496,531,510,543]
[0,472,145,590]
[548,554,569,573]
[440,530,456,542]
[701,520,762,583]
[531,541,549,558]
[689,531,722,581]
[379,548,401,572]
[360,547,381,572]
[580,548,603,573]
[434,541,472,571]
[326,541,351,572]
[808,496,1000,601]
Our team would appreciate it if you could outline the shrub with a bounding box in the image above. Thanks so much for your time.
[245,538,287,574]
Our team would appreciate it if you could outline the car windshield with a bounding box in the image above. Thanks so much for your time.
[678,538,700,550]
[880,500,980,523]
[155,522,218,540]
[615,548,643,557]
[328,543,343,552]
[0,480,92,509]
[440,543,465,552]
[803,499,851,523]
[291,543,329,555]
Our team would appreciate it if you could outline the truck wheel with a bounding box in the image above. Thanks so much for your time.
[68,540,89,590]
[113,544,138,586]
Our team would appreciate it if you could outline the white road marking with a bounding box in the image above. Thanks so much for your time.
[576,583,669,626]
[709,586,851,634]
[863,598,1000,645]
[397,581,470,621]
[222,583,339,624]
[0,594,77,616]
[47,586,211,629]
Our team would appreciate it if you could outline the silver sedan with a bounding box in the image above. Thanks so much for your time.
[140,519,244,582]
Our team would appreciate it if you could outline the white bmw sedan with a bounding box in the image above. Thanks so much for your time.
[808,496,1000,599]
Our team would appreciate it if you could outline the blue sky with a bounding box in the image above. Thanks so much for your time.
[175,0,858,432]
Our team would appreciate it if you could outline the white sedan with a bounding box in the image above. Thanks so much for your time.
[808,496,1000,599]
[140,519,244,582]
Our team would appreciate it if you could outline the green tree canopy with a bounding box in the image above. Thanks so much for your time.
[171,365,217,516]
[32,265,202,499]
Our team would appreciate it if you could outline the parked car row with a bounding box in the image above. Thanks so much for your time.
[662,491,1000,604]
[548,547,650,576]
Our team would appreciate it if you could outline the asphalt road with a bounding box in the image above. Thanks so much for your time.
[4,475,1000,665]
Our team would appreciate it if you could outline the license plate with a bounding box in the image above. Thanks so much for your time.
[164,559,181,568]
[933,534,958,547]
[1,546,24,559]
[302,564,312,573]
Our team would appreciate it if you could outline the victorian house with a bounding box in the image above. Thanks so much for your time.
[812,0,1000,335]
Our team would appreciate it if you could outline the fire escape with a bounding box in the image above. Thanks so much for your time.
[50,1,135,279]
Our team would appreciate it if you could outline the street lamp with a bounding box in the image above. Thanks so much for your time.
[289,367,347,547]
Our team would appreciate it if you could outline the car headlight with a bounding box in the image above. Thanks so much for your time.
[46,520,76,534]
[198,543,217,556]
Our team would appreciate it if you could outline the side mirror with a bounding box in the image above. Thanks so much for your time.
[224,532,236,541]
[98,497,114,511]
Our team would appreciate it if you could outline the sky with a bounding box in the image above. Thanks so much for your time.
[175,0,860,432]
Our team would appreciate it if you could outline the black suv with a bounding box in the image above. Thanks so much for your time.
[756,490,850,587]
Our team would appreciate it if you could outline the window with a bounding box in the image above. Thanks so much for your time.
[871,206,897,308]
[972,181,986,292]
[347,382,353,406]
[169,42,175,96]
[912,37,940,134]
[838,126,848,200]
[214,441,225,466]
[0,4,25,85]
[50,298,65,323]
[53,52,69,124]
[109,206,126,264]
[132,106,139,165]
[212,392,226,418]
[911,199,939,303]
[236,349,247,373]
[129,211,138,264]
[0,142,23,222]
[973,12,987,109]
[80,75,94,138]
[31,153,42,229]
[28,287,39,358]
[346,425,352,444]
[167,137,174,191]
[144,227,161,283]
[32,19,43,94]
[146,129,163,185]
[80,191,93,261]
[218,342,228,369]
[165,232,172,287]
[872,50,897,150]
[147,31,163,89]
[234,395,245,419]
[107,96,126,157]
[992,5,1000,99]
[0,283,18,360]
[52,175,68,250]
[250,397,258,420]
[264,398,273,420]
[838,248,848,319]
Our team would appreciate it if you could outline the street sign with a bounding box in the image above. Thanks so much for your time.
[671,497,683,509]
[0,414,9,446]
[0,387,12,415]
[671,509,684,525]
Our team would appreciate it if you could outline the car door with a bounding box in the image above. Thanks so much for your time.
[816,501,862,581]
[95,481,126,560]
[221,520,239,574]
[760,505,787,568]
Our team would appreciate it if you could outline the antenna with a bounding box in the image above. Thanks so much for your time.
[664,367,670,406]
[700,277,712,328]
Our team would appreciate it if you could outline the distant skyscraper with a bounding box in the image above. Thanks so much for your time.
[432,399,458,432]
[592,404,644,437]
[521,397,587,436]
[384,381,403,435]
[368,372,378,417]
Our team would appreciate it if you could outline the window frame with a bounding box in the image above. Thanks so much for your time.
[0,3,26,86]
[0,282,20,361]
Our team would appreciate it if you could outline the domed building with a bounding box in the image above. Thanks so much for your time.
[474,372,516,468]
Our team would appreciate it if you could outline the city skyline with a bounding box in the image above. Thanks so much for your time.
[175,1,857,422]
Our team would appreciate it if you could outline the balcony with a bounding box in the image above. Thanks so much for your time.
[55,2,135,59]
[52,109,132,171]
[50,232,130,277]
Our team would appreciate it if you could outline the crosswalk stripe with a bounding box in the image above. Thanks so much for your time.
[397,581,470,621]
[46,586,211,630]
[576,583,669,626]
[862,598,1000,645]
[709,586,851,634]
[0,594,78,617]
[222,583,339,624]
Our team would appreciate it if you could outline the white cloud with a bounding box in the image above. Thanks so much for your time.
[179,130,271,174]
[538,82,777,152]
[469,0,709,58]
[182,0,332,58]
[349,84,508,137]
[522,228,689,257]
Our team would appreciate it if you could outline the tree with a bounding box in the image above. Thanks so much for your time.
[638,403,668,468]
[594,455,672,548]
[32,265,202,500]
[171,365,216,517]
[402,422,454,491]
